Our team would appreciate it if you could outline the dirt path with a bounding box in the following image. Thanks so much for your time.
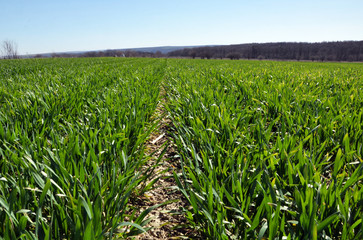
[133,90,198,239]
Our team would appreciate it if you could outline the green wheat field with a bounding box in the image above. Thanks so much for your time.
[0,58,362,239]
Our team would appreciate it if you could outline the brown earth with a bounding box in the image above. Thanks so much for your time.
[131,93,200,239]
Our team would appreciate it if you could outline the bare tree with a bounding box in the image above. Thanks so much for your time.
[1,40,18,59]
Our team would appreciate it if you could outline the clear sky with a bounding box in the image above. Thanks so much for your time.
[1,0,362,54]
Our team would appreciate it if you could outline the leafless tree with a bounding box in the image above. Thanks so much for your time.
[1,40,18,59]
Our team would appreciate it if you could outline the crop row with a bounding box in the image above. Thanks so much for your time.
[0,58,166,239]
[165,60,363,239]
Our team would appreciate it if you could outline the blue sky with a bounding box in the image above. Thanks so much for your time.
[1,0,362,54]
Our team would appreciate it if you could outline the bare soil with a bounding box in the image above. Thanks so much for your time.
[131,94,199,239]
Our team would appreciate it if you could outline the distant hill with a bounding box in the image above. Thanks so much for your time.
[24,41,363,61]
[25,45,212,58]
[118,46,210,54]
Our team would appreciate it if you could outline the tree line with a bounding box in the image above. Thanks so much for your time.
[35,50,164,59]
[167,41,363,62]
[3,39,363,62]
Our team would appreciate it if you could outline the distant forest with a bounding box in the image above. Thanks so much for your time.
[36,41,363,62]
[167,41,363,62]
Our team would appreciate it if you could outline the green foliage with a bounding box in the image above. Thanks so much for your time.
[1,58,362,239]
[0,58,165,239]
[165,60,363,239]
